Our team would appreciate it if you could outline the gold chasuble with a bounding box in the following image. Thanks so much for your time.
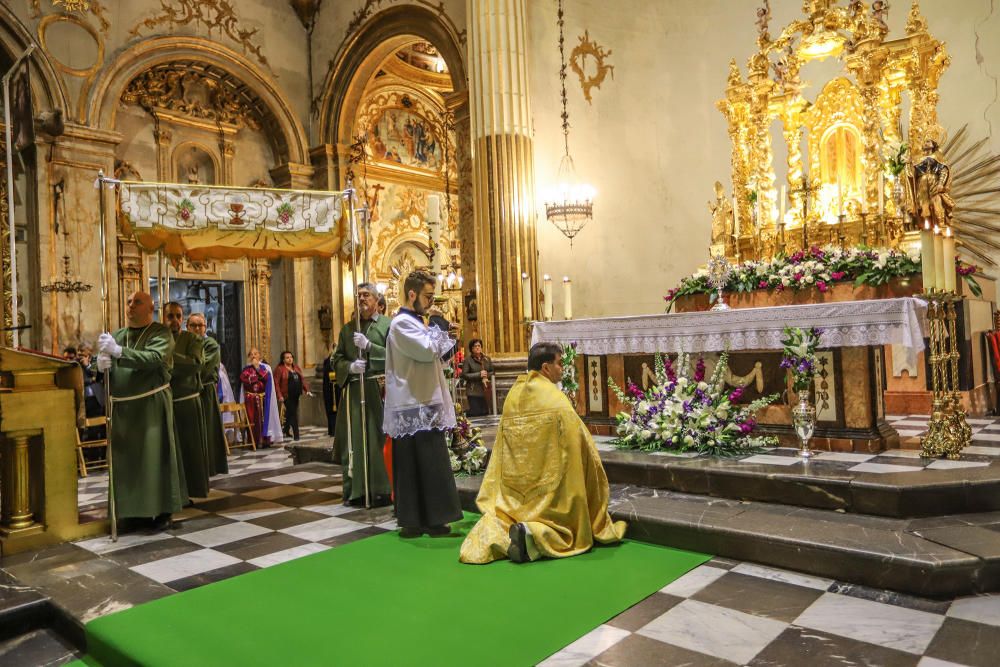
[460,371,626,564]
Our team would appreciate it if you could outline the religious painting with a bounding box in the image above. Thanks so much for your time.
[368,107,442,171]
[587,356,605,413]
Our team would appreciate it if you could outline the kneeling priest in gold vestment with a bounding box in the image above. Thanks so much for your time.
[460,342,626,564]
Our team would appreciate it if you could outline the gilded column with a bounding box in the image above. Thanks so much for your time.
[219,135,236,186]
[153,124,172,182]
[0,431,38,532]
[781,106,805,228]
[245,259,272,359]
[467,0,538,354]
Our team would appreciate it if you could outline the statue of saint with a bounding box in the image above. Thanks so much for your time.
[708,181,734,247]
[906,129,954,227]
[186,163,201,185]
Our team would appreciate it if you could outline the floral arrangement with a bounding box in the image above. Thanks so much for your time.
[449,414,489,475]
[663,245,981,310]
[609,352,778,456]
[882,139,909,177]
[560,342,579,395]
[780,327,822,393]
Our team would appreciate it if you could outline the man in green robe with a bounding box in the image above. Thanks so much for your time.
[165,301,211,499]
[333,282,392,507]
[97,291,187,529]
[187,312,229,476]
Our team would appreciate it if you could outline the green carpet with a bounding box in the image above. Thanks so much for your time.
[80,514,709,667]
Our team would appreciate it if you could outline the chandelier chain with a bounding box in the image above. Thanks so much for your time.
[557,0,570,157]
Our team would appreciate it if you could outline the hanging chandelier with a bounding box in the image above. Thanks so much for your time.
[543,0,594,246]
[41,182,91,295]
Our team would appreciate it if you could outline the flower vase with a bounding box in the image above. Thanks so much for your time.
[791,392,817,458]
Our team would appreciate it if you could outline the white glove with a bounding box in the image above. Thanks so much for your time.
[98,332,122,358]
[349,359,367,375]
[97,352,113,372]
[353,332,371,351]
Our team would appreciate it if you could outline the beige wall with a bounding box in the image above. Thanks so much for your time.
[527,0,1000,318]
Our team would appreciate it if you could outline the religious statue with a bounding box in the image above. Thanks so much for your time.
[186,163,201,185]
[906,128,955,227]
[871,0,890,34]
[708,181,733,247]
[755,0,772,44]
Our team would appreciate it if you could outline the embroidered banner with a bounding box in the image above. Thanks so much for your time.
[117,181,352,260]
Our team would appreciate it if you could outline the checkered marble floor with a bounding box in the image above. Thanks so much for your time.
[588,414,1000,474]
[72,462,394,593]
[77,425,332,512]
[541,558,1000,666]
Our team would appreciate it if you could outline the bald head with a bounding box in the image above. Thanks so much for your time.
[126,291,155,328]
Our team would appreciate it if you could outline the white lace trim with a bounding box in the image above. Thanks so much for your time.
[531,297,927,355]
[383,404,457,439]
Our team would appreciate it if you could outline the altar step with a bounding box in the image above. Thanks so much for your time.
[453,476,1000,599]
[597,447,1000,518]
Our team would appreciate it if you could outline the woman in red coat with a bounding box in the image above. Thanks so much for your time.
[274,350,312,441]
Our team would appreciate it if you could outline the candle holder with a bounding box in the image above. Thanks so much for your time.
[919,292,970,460]
[837,214,847,248]
[707,253,733,311]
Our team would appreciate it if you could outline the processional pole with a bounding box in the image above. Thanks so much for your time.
[2,45,35,349]
[345,179,371,509]
[96,170,118,541]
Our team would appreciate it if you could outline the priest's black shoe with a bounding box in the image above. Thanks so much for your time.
[507,522,531,563]
[399,527,422,538]
[426,525,451,537]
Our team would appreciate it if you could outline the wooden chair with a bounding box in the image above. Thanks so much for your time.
[220,402,256,453]
[76,416,109,477]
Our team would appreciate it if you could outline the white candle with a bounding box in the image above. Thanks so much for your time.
[426,194,440,223]
[563,276,572,320]
[878,172,884,216]
[942,227,957,293]
[860,172,867,214]
[732,196,740,237]
[543,274,553,320]
[837,178,844,216]
[920,219,935,290]
[933,226,945,290]
[521,272,532,320]
[779,185,786,225]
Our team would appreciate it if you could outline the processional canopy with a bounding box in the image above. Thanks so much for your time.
[116,181,350,261]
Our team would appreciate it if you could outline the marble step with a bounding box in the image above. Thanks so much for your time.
[0,570,84,662]
[453,476,1000,599]
[597,448,1000,518]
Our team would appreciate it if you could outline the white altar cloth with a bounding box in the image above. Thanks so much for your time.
[530,297,927,356]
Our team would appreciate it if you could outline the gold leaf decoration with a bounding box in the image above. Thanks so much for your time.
[569,31,613,104]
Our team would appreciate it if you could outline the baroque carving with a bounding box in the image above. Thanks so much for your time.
[29,0,110,34]
[569,31,614,104]
[121,67,263,131]
[128,0,272,73]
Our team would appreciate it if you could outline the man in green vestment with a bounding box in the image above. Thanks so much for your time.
[187,313,229,476]
[165,302,211,499]
[333,282,392,507]
[97,291,187,530]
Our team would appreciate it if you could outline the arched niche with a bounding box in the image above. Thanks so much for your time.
[172,142,219,186]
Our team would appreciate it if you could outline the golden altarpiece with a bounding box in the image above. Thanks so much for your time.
[715,0,949,261]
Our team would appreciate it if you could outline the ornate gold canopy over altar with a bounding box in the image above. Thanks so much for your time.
[715,0,949,261]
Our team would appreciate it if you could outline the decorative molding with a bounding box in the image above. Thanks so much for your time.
[121,66,263,131]
[569,30,613,104]
[37,14,104,78]
[128,0,272,74]
[29,0,110,34]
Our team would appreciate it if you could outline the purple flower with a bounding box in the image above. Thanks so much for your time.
[694,357,706,383]
[739,419,755,435]
[682,400,693,414]
[817,280,828,293]
[831,271,846,281]
[729,387,744,402]
[758,279,769,289]
[779,357,793,369]
[797,359,813,374]
[627,382,643,400]
[664,357,677,382]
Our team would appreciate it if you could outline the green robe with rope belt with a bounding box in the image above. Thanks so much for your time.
[109,323,188,518]
[199,334,230,476]
[171,330,211,498]
[333,314,392,503]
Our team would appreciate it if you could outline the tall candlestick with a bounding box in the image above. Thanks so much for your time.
[732,196,740,237]
[837,177,844,216]
[521,272,532,320]
[942,227,957,293]
[878,172,884,216]
[920,219,935,290]
[563,276,572,320]
[543,274,553,320]
[933,225,945,290]
[779,185,786,225]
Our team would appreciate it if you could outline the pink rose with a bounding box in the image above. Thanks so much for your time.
[817,280,828,292]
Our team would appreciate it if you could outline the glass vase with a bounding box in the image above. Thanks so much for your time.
[791,392,817,458]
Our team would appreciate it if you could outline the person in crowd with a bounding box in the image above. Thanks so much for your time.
[461,338,494,417]
[460,342,626,564]
[377,294,387,315]
[333,283,392,506]
[97,291,187,530]
[62,345,78,361]
[260,355,284,446]
[240,348,272,448]
[275,350,312,441]
[187,313,229,476]
[321,348,341,437]
[383,270,462,537]
[164,302,210,499]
